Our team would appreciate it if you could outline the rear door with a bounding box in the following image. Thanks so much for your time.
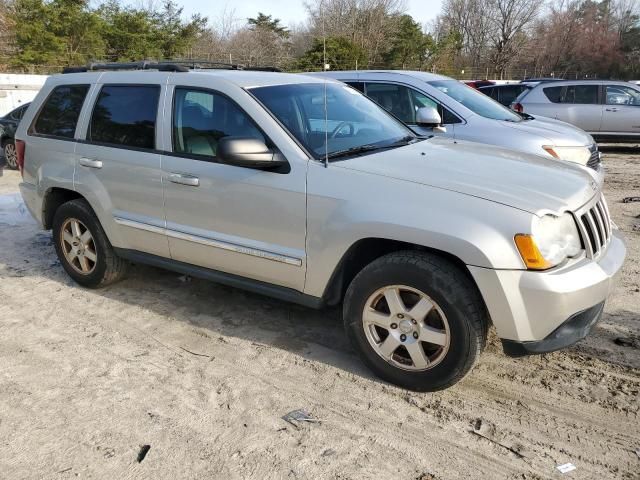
[75,77,169,257]
[602,84,640,135]
[555,84,602,132]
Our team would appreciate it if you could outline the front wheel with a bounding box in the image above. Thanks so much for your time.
[343,251,488,391]
[3,140,18,170]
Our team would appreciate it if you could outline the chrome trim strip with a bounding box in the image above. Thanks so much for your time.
[114,217,165,235]
[113,217,302,267]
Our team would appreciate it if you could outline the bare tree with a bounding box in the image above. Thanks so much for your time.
[487,0,541,76]
[304,0,407,66]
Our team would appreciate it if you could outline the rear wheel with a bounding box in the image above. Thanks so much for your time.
[53,199,128,288]
[343,251,488,391]
[3,140,18,170]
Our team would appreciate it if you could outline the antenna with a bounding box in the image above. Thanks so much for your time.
[321,0,329,168]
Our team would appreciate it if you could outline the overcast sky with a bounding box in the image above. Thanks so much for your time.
[179,0,444,29]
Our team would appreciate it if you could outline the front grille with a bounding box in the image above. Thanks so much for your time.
[586,145,601,170]
[576,195,611,258]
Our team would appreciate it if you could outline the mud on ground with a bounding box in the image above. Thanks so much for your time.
[0,150,638,479]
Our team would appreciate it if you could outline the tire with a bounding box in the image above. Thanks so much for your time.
[343,251,488,392]
[52,199,128,288]
[3,139,18,170]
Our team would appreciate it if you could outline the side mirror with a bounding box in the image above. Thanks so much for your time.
[416,106,442,127]
[217,137,286,170]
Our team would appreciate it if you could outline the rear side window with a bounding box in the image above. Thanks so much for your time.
[32,85,89,139]
[543,86,563,103]
[172,87,265,159]
[89,85,160,149]
[10,104,28,121]
[563,85,598,104]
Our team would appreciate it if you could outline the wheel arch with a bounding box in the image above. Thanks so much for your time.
[42,187,85,229]
[322,237,480,307]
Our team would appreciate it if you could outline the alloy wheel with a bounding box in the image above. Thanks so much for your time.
[362,285,450,371]
[60,218,98,275]
[4,142,17,169]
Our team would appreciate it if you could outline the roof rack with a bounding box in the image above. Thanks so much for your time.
[163,60,282,72]
[62,60,281,74]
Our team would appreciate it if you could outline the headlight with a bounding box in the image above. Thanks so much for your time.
[515,213,582,270]
[542,145,591,166]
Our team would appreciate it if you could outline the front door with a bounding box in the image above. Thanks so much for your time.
[362,82,457,138]
[161,86,307,290]
[602,84,640,135]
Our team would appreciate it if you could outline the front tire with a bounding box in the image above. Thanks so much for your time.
[3,140,18,170]
[52,199,128,288]
[343,251,488,391]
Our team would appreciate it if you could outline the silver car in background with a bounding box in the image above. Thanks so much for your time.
[308,71,602,175]
[512,80,640,144]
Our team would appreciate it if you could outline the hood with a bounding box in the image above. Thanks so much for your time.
[499,116,594,146]
[335,137,598,215]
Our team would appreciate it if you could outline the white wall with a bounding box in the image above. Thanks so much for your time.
[0,74,48,116]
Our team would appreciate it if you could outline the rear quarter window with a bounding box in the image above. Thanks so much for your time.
[543,86,563,103]
[31,85,89,139]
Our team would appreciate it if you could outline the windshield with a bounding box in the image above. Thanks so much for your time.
[250,82,414,159]
[428,80,523,122]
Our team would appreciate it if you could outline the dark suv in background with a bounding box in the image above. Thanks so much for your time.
[0,103,30,169]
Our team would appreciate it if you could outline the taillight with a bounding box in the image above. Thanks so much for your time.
[15,139,25,177]
[512,103,523,113]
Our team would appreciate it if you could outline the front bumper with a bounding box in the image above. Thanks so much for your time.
[468,229,626,345]
[501,301,604,356]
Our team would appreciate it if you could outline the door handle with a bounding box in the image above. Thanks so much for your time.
[605,107,618,112]
[79,158,103,169]
[168,173,200,187]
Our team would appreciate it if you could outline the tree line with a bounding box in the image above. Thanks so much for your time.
[0,0,638,79]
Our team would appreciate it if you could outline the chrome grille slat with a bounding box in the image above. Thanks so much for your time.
[576,193,612,259]
[592,208,606,246]
[586,211,601,249]
[595,202,609,240]
[586,145,601,171]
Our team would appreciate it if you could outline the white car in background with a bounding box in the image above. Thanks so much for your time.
[308,70,602,177]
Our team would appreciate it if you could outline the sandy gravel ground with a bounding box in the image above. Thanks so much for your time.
[0,150,638,480]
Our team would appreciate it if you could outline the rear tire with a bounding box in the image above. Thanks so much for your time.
[3,140,18,170]
[52,199,128,288]
[343,251,488,391]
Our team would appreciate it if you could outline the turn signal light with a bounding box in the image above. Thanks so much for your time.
[514,234,552,270]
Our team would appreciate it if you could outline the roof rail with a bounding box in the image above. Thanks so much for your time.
[62,61,190,74]
[62,60,282,74]
[168,60,282,72]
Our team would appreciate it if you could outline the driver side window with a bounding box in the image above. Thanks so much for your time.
[606,85,640,106]
[173,87,265,159]
[364,82,461,125]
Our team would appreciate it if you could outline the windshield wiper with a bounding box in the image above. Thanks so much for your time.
[387,135,419,146]
[325,136,418,160]
[325,144,385,160]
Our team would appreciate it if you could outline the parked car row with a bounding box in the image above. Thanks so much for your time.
[310,70,602,175]
[13,62,625,391]
[511,80,640,143]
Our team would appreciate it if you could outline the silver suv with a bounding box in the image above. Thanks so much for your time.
[513,80,640,143]
[16,63,626,391]
[308,71,602,175]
